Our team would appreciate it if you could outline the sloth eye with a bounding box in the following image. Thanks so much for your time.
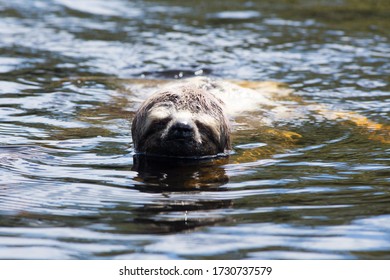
[195,120,218,144]
[153,117,171,128]
[141,117,172,141]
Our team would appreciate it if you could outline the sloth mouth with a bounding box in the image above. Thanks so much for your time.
[166,138,189,142]
[164,137,197,146]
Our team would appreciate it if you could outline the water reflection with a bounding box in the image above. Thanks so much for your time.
[132,155,229,190]
[1,0,390,260]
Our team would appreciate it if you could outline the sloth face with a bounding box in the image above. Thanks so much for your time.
[131,85,231,158]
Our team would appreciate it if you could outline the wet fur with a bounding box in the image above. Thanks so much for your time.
[131,82,231,157]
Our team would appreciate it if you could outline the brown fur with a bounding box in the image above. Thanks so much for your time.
[131,83,231,158]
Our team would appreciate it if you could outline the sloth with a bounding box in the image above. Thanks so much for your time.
[131,79,231,158]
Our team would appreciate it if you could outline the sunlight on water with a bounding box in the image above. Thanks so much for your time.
[0,0,389,259]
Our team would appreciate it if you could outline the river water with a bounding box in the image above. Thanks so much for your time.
[0,0,389,259]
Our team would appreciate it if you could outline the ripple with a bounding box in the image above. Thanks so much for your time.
[235,143,267,149]
[357,79,387,89]
[56,0,142,17]
[1,0,390,260]
[144,220,390,258]
[0,81,39,94]
[209,11,261,20]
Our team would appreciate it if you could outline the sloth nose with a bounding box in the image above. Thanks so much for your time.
[168,121,194,140]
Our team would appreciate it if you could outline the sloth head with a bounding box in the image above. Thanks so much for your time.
[131,84,231,158]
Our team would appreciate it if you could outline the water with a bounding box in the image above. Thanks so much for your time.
[0,0,389,259]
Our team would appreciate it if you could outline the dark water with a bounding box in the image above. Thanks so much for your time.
[1,0,390,259]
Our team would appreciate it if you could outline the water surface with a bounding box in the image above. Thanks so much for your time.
[0,0,389,259]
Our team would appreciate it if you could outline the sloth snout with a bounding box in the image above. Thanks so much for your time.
[167,121,194,140]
